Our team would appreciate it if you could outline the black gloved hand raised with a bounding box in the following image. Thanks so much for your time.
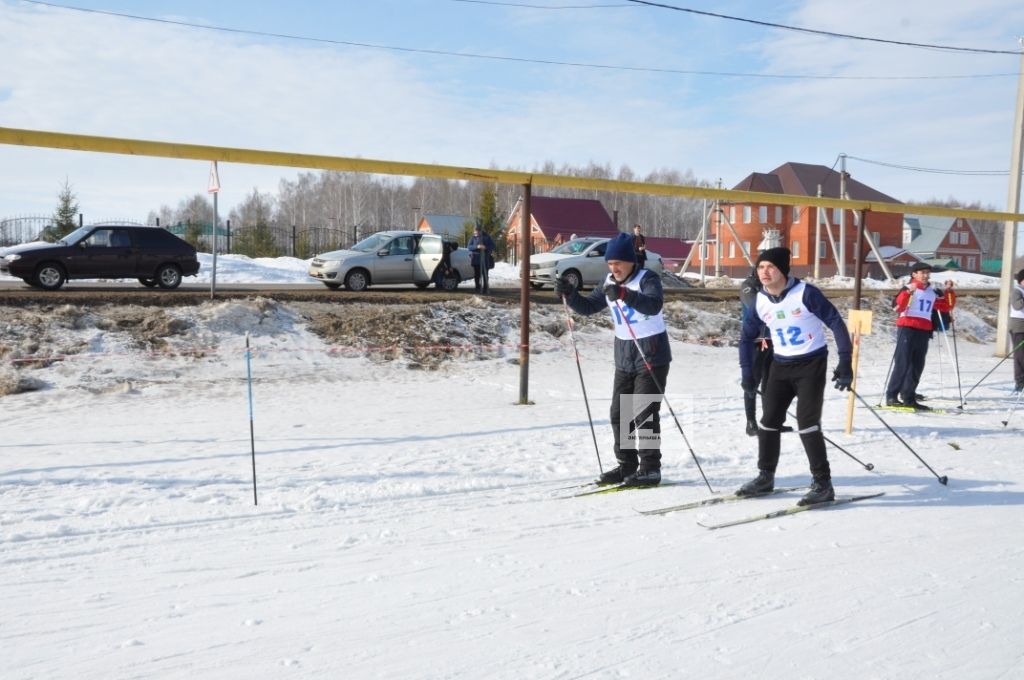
[553,276,575,297]
[832,356,853,391]
[603,282,623,302]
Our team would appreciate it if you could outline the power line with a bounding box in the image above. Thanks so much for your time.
[626,0,1023,56]
[18,0,1020,81]
[452,0,633,7]
[846,155,1010,176]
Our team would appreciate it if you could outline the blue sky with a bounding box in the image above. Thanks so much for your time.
[2,0,1024,226]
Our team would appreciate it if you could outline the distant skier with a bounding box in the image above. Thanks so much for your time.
[554,232,671,487]
[736,247,853,506]
[884,262,956,410]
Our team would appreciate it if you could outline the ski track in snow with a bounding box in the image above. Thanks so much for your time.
[2,292,1023,679]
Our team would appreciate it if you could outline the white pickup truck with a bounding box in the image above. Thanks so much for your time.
[308,230,474,291]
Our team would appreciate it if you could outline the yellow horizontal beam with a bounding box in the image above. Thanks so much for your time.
[3,126,1022,223]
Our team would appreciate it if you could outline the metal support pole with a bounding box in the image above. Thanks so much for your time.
[996,48,1024,355]
[839,154,847,278]
[518,183,532,404]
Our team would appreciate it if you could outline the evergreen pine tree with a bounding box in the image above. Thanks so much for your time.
[475,185,506,259]
[45,179,80,241]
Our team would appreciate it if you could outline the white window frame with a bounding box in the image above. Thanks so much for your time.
[743,206,752,224]
[967,256,976,270]
[775,206,783,224]
[728,241,736,258]
[818,241,827,259]
[729,206,736,223]
[832,207,842,223]
[744,241,752,259]
[758,206,768,223]
[792,206,800,223]
[792,240,800,258]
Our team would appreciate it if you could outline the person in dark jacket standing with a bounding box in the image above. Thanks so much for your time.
[884,262,956,410]
[467,226,495,294]
[1011,268,1024,392]
[554,232,671,486]
[632,224,647,269]
[736,247,853,506]
[740,270,772,436]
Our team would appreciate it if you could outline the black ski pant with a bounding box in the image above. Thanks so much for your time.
[886,326,932,402]
[610,363,670,472]
[757,353,830,482]
[1013,331,1024,389]
[744,341,774,423]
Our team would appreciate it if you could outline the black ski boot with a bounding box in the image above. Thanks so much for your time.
[745,419,758,437]
[623,466,661,487]
[597,464,636,485]
[736,470,774,496]
[797,478,835,506]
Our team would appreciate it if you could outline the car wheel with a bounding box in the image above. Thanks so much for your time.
[414,281,430,289]
[138,277,158,288]
[562,269,582,291]
[34,263,66,290]
[529,282,544,290]
[156,264,183,289]
[439,272,460,291]
[344,269,370,291]
[323,282,342,290]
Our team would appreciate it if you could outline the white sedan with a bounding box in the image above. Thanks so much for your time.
[529,237,663,290]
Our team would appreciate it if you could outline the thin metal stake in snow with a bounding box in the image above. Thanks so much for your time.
[245,332,258,506]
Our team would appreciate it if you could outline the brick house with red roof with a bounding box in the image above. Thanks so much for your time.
[699,162,905,277]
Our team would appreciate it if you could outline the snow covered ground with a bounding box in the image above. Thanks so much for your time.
[2,257,1022,679]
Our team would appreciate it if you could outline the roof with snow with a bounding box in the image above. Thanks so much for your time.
[903,214,955,254]
[732,162,902,204]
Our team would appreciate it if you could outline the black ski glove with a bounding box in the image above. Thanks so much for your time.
[832,356,853,391]
[603,282,623,302]
[553,276,575,297]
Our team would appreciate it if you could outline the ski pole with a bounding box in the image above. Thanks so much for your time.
[850,387,948,485]
[935,312,963,409]
[1001,387,1024,428]
[614,299,714,492]
[765,393,876,473]
[560,292,603,475]
[878,327,904,407]
[963,337,1024,400]
[951,317,964,406]
[245,332,258,506]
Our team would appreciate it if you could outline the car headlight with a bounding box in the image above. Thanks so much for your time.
[4,254,21,261]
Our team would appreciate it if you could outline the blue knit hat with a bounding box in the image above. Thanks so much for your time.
[604,233,637,263]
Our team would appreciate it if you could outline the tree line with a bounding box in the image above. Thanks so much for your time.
[144,161,712,259]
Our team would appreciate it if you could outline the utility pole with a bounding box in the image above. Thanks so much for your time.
[996,44,1024,355]
[838,153,848,278]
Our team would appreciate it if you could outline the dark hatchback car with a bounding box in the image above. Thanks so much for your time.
[0,224,200,290]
